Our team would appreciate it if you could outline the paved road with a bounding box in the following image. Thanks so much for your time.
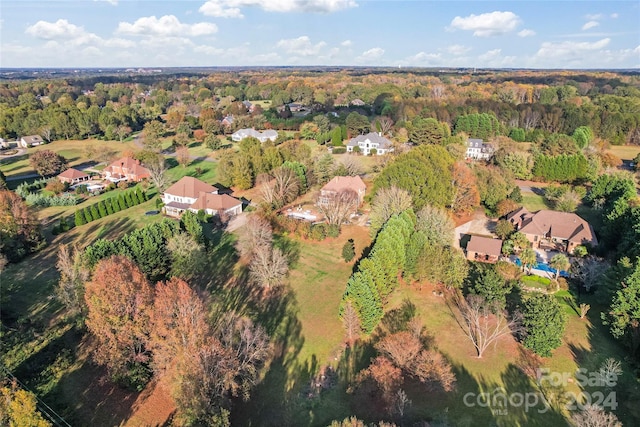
[5,173,41,182]
[0,148,26,159]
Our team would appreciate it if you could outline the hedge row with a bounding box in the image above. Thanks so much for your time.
[74,187,147,227]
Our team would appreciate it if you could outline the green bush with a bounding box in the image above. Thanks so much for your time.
[83,207,93,224]
[105,199,114,215]
[342,239,356,262]
[332,147,347,154]
[310,224,327,241]
[327,224,340,238]
[98,201,108,217]
[90,205,101,221]
[75,210,86,227]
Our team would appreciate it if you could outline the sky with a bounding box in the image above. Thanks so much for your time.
[0,1,639,69]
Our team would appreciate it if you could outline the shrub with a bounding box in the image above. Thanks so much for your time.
[124,192,134,208]
[25,193,78,207]
[342,239,356,262]
[332,147,347,154]
[310,223,327,241]
[327,224,340,238]
[45,179,67,195]
[117,181,129,190]
[106,182,116,191]
[118,195,127,211]
[75,185,88,195]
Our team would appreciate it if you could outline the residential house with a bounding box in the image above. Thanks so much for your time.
[231,128,278,143]
[57,168,90,184]
[318,175,366,208]
[506,207,598,253]
[465,138,494,160]
[162,176,242,218]
[103,157,150,182]
[242,100,255,113]
[346,132,394,156]
[221,115,234,127]
[0,138,8,149]
[20,135,44,147]
[466,236,503,263]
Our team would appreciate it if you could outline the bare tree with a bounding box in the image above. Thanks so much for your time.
[580,303,591,319]
[393,389,411,419]
[572,256,608,292]
[571,404,622,427]
[371,116,394,136]
[176,146,190,168]
[146,154,169,191]
[341,301,361,346]
[55,244,89,316]
[116,125,132,142]
[259,167,300,210]
[318,189,358,227]
[368,186,413,235]
[237,215,273,259]
[336,156,363,177]
[40,125,53,143]
[452,293,522,358]
[249,245,289,291]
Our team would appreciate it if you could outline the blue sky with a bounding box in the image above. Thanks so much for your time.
[1,1,638,68]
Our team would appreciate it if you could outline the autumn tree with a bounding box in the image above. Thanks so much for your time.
[451,162,480,214]
[142,120,164,151]
[453,293,522,358]
[0,190,43,263]
[0,380,52,427]
[342,300,360,345]
[55,244,89,316]
[176,146,190,168]
[318,189,359,227]
[570,404,621,427]
[84,256,154,388]
[29,149,68,177]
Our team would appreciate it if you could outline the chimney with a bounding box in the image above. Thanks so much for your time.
[378,132,382,137]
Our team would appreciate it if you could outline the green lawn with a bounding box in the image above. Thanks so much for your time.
[165,158,218,184]
[521,192,550,212]
[0,139,141,178]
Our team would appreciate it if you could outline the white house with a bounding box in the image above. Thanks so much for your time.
[20,135,44,147]
[231,128,278,143]
[465,138,495,161]
[162,176,242,218]
[346,132,393,156]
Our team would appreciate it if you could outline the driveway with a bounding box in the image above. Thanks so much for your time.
[453,211,496,249]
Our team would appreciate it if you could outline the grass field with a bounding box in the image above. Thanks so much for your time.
[0,139,140,178]
[521,192,550,212]
[607,145,640,161]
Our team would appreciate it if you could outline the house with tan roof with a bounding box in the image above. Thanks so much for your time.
[506,207,598,253]
[466,236,503,263]
[318,176,366,208]
[57,168,89,184]
[162,176,242,218]
[20,135,44,148]
[104,157,150,182]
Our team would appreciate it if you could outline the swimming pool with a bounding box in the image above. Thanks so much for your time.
[514,258,570,277]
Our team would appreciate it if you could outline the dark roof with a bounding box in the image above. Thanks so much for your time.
[467,236,503,257]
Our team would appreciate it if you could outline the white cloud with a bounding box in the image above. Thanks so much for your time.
[357,47,384,62]
[405,51,441,64]
[199,0,357,18]
[518,29,536,37]
[117,15,218,37]
[582,21,600,31]
[610,13,618,19]
[445,44,471,55]
[276,36,327,56]
[585,13,603,20]
[477,48,516,67]
[449,11,521,37]
[194,45,225,55]
[341,39,352,47]
[94,0,118,5]
[26,19,86,40]
[536,38,611,59]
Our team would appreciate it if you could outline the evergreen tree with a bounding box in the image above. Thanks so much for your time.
[83,207,93,224]
[136,188,146,204]
[75,210,86,226]
[342,239,356,262]
[105,198,114,215]
[111,196,121,213]
[180,211,204,245]
[98,201,108,218]
[124,191,134,208]
[118,194,127,211]
[521,293,566,357]
[342,270,383,333]
[90,205,101,221]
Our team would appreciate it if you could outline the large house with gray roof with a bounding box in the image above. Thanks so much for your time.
[465,138,495,160]
[231,128,278,143]
[346,132,393,156]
